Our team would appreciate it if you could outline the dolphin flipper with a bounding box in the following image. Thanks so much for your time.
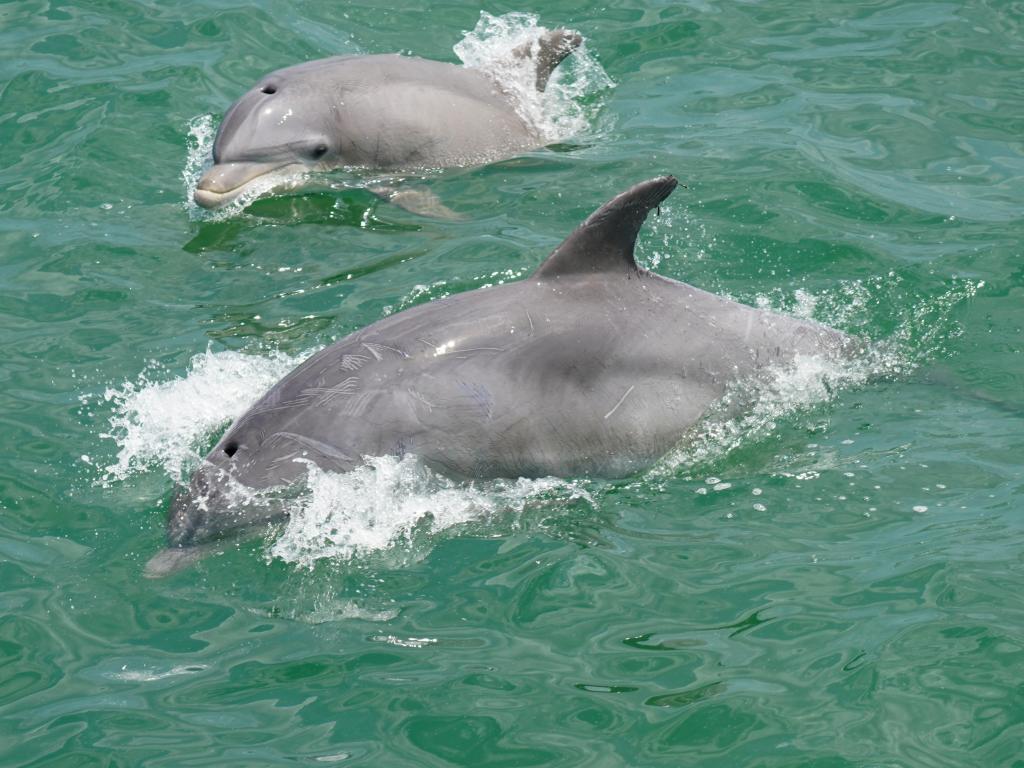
[368,185,464,220]
[513,29,583,92]
[144,544,211,578]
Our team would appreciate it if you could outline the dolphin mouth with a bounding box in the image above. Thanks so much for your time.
[193,161,294,209]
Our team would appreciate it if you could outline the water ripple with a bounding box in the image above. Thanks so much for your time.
[2,0,1023,765]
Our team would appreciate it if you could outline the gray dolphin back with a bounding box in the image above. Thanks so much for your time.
[157,176,854,573]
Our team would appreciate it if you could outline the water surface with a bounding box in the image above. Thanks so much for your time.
[1,2,1022,765]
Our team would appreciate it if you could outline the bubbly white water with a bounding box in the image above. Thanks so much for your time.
[99,348,311,484]
[453,11,614,144]
[269,457,588,570]
[656,276,985,474]
[654,352,874,475]
[182,12,613,219]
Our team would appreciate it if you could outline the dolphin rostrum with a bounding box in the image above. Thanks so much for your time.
[152,176,854,574]
[193,30,582,210]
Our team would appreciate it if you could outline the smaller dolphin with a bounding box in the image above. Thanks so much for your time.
[194,30,582,210]
[150,176,857,575]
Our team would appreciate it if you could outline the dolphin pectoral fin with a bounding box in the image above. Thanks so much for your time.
[368,185,464,220]
[512,29,583,91]
[533,176,679,280]
[143,545,210,578]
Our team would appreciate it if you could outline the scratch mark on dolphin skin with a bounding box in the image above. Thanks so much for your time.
[304,377,360,405]
[458,381,494,419]
[340,354,369,371]
[604,385,635,420]
[235,395,315,428]
[271,432,355,467]
[267,450,302,470]
[407,388,435,411]
[525,311,535,334]
[363,342,407,361]
[343,392,375,417]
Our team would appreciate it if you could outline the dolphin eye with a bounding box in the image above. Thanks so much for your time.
[224,441,239,458]
[312,144,328,159]
[261,85,276,94]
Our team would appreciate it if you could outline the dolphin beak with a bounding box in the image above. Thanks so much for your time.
[194,161,289,208]
[143,467,227,577]
[149,461,292,576]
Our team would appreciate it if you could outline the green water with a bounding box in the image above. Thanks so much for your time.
[2,1,1023,765]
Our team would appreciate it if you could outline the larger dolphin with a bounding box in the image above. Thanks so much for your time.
[194,30,582,210]
[151,176,854,574]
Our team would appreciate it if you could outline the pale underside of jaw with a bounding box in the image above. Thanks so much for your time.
[193,162,310,209]
[193,185,241,209]
[191,159,442,211]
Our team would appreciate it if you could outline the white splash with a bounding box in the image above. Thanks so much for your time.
[655,353,871,475]
[644,202,719,271]
[370,635,438,648]
[181,112,214,202]
[99,347,311,484]
[657,277,985,474]
[269,455,589,569]
[454,11,613,144]
[248,601,399,625]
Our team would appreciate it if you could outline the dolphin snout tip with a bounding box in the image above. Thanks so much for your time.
[193,185,227,209]
[194,187,223,208]
[166,475,215,549]
[193,168,236,209]
[193,161,293,209]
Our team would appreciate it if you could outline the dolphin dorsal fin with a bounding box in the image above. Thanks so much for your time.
[533,176,679,280]
[512,29,583,91]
